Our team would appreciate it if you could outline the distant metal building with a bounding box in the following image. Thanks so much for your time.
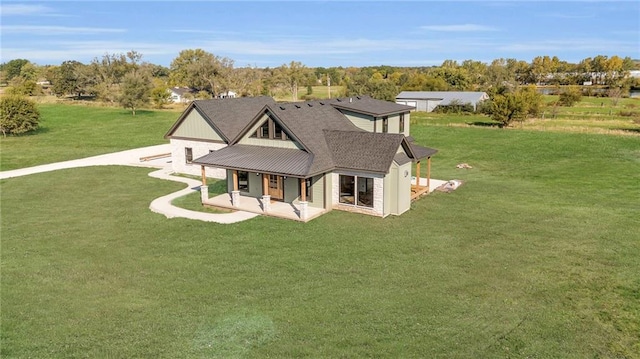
[396,91,489,112]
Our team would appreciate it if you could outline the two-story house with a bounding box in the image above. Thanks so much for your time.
[164,96,437,221]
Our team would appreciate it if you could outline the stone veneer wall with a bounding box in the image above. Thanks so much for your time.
[331,172,384,216]
[170,139,226,179]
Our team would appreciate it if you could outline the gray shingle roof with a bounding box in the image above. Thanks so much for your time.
[328,95,414,116]
[193,145,313,177]
[264,100,363,175]
[166,96,275,141]
[409,143,438,159]
[176,95,438,177]
[324,130,405,173]
[394,153,412,166]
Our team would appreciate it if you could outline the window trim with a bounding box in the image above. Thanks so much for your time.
[399,113,405,133]
[339,174,374,208]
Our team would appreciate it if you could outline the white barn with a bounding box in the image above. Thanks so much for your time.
[396,91,489,112]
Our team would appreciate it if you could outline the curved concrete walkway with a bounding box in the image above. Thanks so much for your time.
[0,144,259,224]
[147,168,259,223]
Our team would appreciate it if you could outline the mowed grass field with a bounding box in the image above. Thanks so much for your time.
[1,101,639,357]
[415,96,640,135]
[0,104,179,171]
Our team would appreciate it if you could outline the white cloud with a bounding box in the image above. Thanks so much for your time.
[1,25,126,35]
[419,24,499,32]
[0,4,53,16]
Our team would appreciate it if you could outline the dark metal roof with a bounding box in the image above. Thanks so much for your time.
[324,130,406,174]
[329,95,414,116]
[192,145,313,177]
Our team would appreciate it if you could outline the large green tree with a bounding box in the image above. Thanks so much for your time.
[51,61,92,98]
[274,61,313,101]
[0,96,40,136]
[119,72,152,115]
[489,86,543,128]
[169,49,234,96]
[0,59,30,82]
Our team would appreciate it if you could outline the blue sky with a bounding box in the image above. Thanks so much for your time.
[1,1,638,68]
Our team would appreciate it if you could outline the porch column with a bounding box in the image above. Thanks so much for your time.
[299,178,306,202]
[231,170,240,207]
[232,170,238,191]
[200,185,209,203]
[299,178,308,220]
[200,165,209,202]
[415,160,422,188]
[427,157,431,192]
[261,174,270,212]
[201,165,207,186]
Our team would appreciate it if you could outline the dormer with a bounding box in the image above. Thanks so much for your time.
[237,110,303,150]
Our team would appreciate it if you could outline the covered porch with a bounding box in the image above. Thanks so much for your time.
[202,193,326,222]
[197,162,324,221]
[410,155,434,200]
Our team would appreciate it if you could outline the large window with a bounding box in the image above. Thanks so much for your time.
[185,147,193,164]
[399,113,405,133]
[339,175,355,205]
[357,177,374,207]
[339,175,374,208]
[238,171,249,192]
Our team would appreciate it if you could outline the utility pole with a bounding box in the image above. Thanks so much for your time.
[327,74,331,98]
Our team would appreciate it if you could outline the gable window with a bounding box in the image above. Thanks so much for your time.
[382,117,388,133]
[238,171,249,192]
[185,147,193,164]
[254,118,289,140]
[399,114,405,133]
[273,121,285,140]
[259,121,270,138]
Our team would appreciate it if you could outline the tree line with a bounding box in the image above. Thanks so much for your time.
[1,50,638,115]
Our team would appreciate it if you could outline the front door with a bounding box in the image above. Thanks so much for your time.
[268,175,284,201]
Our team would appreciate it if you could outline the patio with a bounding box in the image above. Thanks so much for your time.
[203,193,327,222]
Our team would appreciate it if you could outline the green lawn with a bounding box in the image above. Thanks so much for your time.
[412,95,640,134]
[2,121,639,357]
[0,104,179,171]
